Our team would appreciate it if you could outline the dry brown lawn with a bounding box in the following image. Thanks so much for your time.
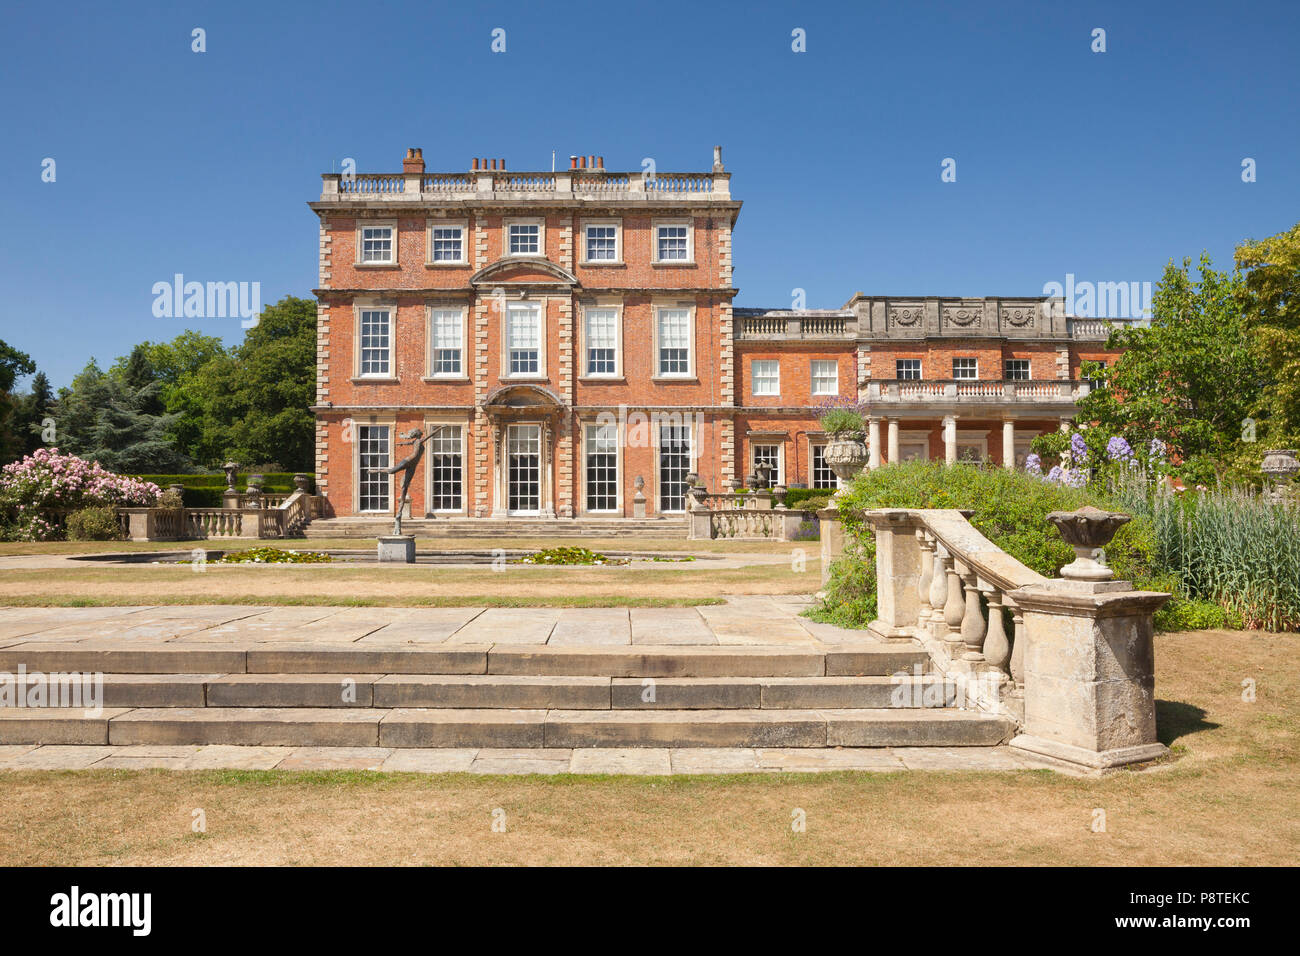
[0,554,817,607]
[1,628,1295,865]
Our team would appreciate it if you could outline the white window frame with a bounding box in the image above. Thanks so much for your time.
[580,302,623,379]
[751,359,780,397]
[810,359,839,396]
[504,218,544,257]
[652,219,694,264]
[953,357,979,381]
[653,416,698,514]
[809,441,840,490]
[897,429,931,463]
[750,441,784,487]
[503,300,546,379]
[426,219,467,265]
[653,303,695,380]
[580,219,622,265]
[423,420,468,515]
[354,303,396,380]
[1004,358,1031,381]
[956,429,989,463]
[356,220,397,266]
[582,421,623,514]
[426,305,468,379]
[353,416,395,514]
[896,359,922,380]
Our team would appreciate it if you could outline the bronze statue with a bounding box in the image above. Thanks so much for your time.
[384,427,436,534]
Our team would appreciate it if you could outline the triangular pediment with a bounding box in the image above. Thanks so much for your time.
[470,256,578,287]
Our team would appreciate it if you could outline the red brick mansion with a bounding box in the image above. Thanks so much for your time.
[310,147,1122,522]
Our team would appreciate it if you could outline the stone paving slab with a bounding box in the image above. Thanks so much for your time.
[0,743,1068,774]
[450,608,558,645]
[548,608,630,646]
[629,607,715,645]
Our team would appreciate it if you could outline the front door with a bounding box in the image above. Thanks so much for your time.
[507,423,541,515]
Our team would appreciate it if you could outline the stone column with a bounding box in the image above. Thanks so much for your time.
[1002,419,1016,470]
[887,418,900,465]
[943,415,958,465]
[864,511,922,641]
[867,417,882,470]
[817,506,844,592]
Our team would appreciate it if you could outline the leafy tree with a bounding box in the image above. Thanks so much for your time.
[174,296,316,470]
[0,339,36,464]
[53,359,191,473]
[1236,222,1300,439]
[11,371,53,457]
[1074,254,1265,483]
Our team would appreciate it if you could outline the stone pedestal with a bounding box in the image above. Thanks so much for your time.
[378,535,416,564]
[1008,581,1170,769]
[632,490,647,518]
[863,510,922,641]
[816,506,844,593]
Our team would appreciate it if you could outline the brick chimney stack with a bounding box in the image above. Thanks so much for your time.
[402,148,425,174]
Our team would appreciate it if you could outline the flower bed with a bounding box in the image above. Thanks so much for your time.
[509,547,628,566]
[217,547,332,564]
[0,449,160,541]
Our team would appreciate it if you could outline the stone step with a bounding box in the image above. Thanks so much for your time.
[0,707,1014,749]
[2,673,954,710]
[0,644,929,678]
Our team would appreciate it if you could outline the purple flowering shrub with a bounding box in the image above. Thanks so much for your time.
[0,448,161,541]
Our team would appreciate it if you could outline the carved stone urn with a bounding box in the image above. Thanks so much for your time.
[824,433,868,490]
[222,461,239,491]
[1046,505,1131,581]
[1261,449,1299,501]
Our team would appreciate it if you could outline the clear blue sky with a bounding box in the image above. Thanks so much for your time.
[2,0,1296,388]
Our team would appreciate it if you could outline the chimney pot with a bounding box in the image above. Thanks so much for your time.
[500,158,506,171]
[597,156,604,169]
[579,156,587,168]
[402,147,426,174]
[570,155,578,170]
[472,157,479,170]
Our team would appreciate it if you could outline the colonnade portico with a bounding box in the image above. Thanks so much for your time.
[863,413,1075,470]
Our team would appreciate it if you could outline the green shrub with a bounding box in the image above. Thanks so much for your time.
[818,408,865,437]
[1153,597,1242,632]
[66,506,125,541]
[157,488,185,510]
[784,487,837,509]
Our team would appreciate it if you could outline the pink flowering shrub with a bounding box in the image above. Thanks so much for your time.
[0,448,161,541]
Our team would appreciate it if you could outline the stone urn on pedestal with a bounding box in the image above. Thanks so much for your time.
[1045,505,1131,581]
[824,433,868,501]
[1261,449,1299,502]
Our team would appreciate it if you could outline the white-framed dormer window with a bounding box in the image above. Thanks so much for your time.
[582,221,621,263]
[655,306,693,377]
[752,359,779,396]
[953,357,978,380]
[358,222,396,265]
[811,359,839,396]
[428,307,465,377]
[506,219,543,256]
[358,308,393,377]
[583,306,621,377]
[897,359,922,380]
[653,220,693,263]
[506,301,543,377]
[427,220,466,264]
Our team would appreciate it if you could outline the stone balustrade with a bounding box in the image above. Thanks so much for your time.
[735,311,856,340]
[320,169,729,202]
[119,490,315,542]
[686,486,817,541]
[820,505,1171,770]
[865,379,1089,404]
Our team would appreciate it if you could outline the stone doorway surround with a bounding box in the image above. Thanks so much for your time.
[481,383,564,519]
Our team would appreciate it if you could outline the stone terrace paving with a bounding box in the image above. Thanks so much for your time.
[0,601,1061,774]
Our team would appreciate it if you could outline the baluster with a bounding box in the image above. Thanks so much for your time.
[960,572,987,661]
[1009,604,1026,685]
[928,546,948,639]
[915,530,934,626]
[983,588,1011,672]
[943,555,965,644]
